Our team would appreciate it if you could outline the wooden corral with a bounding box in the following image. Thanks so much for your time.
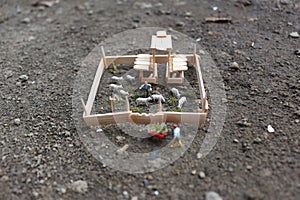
[81,52,208,127]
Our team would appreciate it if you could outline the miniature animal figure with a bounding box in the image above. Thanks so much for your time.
[109,84,123,89]
[177,96,187,109]
[119,90,129,96]
[171,88,181,99]
[171,73,177,78]
[111,76,123,81]
[136,97,152,105]
[126,75,135,81]
[151,94,165,103]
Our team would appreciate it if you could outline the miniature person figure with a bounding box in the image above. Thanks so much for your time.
[170,124,183,147]
[139,81,152,97]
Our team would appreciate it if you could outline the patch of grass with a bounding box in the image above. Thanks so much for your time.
[167,97,178,106]
[131,106,145,113]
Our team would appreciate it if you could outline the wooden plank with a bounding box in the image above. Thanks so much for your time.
[164,112,207,126]
[195,55,208,110]
[166,77,184,84]
[173,66,188,71]
[134,61,151,65]
[105,55,194,65]
[83,111,206,127]
[141,77,157,83]
[83,111,132,126]
[85,59,105,115]
[130,113,164,124]
[101,46,107,67]
[134,65,149,71]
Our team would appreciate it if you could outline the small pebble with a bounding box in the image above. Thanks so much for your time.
[233,138,239,143]
[70,180,88,193]
[230,62,239,70]
[191,170,196,175]
[131,196,138,200]
[14,118,21,125]
[294,50,300,55]
[185,12,192,17]
[267,125,275,133]
[123,191,129,198]
[205,191,222,200]
[289,32,299,38]
[142,179,149,186]
[32,191,39,197]
[21,17,31,23]
[176,21,185,27]
[19,74,28,81]
[154,190,159,196]
[199,171,205,179]
[196,152,202,159]
[253,137,262,143]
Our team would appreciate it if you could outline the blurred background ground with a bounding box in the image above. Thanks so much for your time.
[0,0,299,199]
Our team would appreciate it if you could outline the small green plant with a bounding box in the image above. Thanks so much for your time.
[147,123,167,134]
[131,106,144,113]
[167,97,178,106]
[108,62,118,74]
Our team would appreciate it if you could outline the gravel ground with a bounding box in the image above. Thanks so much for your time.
[1,0,299,199]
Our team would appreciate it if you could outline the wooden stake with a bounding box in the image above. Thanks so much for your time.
[158,97,162,112]
[125,96,130,112]
[202,91,208,113]
[193,44,196,65]
[152,49,155,70]
[81,98,88,116]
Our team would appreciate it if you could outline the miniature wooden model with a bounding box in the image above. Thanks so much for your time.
[81,31,208,128]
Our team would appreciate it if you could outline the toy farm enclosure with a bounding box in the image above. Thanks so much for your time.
[81,31,208,128]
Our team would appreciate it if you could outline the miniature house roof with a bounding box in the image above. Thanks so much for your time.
[150,31,172,51]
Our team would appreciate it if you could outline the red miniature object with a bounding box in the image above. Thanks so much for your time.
[148,130,168,139]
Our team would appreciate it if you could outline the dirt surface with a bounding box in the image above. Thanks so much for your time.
[1,0,299,199]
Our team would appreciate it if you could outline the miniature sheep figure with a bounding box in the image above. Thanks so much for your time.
[119,90,129,96]
[126,75,135,81]
[109,84,123,89]
[151,94,165,103]
[177,96,187,109]
[171,88,181,99]
[111,76,123,81]
[136,97,152,105]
